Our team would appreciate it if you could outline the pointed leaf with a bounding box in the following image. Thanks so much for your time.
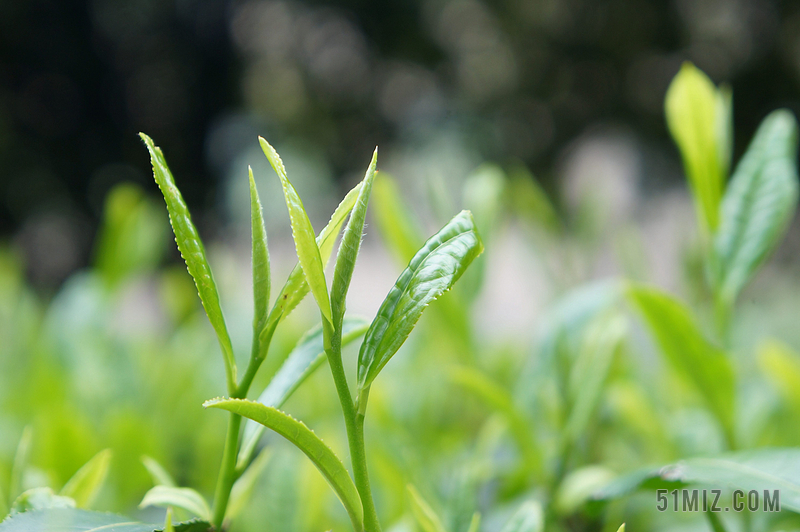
[357,211,484,392]
[499,500,543,532]
[249,167,271,356]
[466,512,481,532]
[204,398,363,531]
[164,509,175,532]
[0,508,209,531]
[331,147,378,326]
[665,62,726,231]
[594,448,800,513]
[627,285,735,435]
[406,484,447,532]
[9,426,32,504]
[139,486,211,522]
[616,526,625,532]
[140,133,236,390]
[264,181,362,334]
[371,173,425,265]
[60,449,112,509]
[238,317,369,469]
[141,456,177,488]
[712,109,799,304]
[260,137,331,324]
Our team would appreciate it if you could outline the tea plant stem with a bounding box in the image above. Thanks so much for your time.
[212,413,242,530]
[323,319,382,532]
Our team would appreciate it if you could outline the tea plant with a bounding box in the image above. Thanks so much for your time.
[0,134,486,531]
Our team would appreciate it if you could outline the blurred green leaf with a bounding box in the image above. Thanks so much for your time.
[554,466,615,515]
[372,172,426,265]
[9,426,32,504]
[140,133,237,391]
[226,448,272,520]
[665,62,727,232]
[249,167,271,358]
[507,164,560,234]
[615,525,625,532]
[758,340,800,413]
[141,456,177,488]
[0,508,209,531]
[260,137,331,325]
[499,500,543,532]
[10,488,75,515]
[565,313,626,443]
[594,448,800,513]
[627,285,735,438]
[465,513,480,532]
[357,211,484,394]
[139,486,211,522]
[449,366,541,477]
[331,147,378,327]
[265,180,362,333]
[164,509,175,532]
[94,183,167,286]
[712,109,799,305]
[204,398,363,531]
[407,484,448,532]
[59,449,111,509]
[238,317,369,470]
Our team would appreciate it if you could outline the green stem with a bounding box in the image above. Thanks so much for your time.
[323,319,381,532]
[211,413,242,530]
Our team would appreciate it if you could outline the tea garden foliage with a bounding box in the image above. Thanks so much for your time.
[1,63,800,532]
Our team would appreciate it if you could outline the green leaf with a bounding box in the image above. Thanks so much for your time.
[616,525,625,532]
[249,167,271,357]
[141,456,177,488]
[0,508,210,531]
[237,316,370,470]
[507,164,560,234]
[554,466,615,515]
[499,500,543,532]
[712,109,799,305]
[331,147,378,327]
[139,486,211,522]
[406,484,447,532]
[627,285,735,436]
[371,172,425,265]
[665,62,727,232]
[10,488,75,515]
[357,211,484,393]
[9,426,32,504]
[260,137,331,324]
[140,133,236,391]
[60,449,111,509]
[204,398,363,531]
[264,181,362,334]
[227,449,272,520]
[564,313,626,443]
[449,366,541,476]
[758,340,800,412]
[594,448,800,513]
[164,509,175,532]
[465,512,480,532]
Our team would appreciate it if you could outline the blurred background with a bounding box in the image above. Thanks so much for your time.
[4,0,800,530]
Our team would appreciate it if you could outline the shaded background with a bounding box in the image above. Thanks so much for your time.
[3,0,800,288]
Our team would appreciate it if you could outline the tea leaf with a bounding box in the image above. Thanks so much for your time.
[627,285,735,436]
[238,316,370,470]
[331,147,378,326]
[406,484,447,532]
[249,167,271,357]
[712,109,799,305]
[140,133,236,391]
[204,398,363,531]
[499,500,543,532]
[227,448,272,520]
[616,525,625,532]
[565,314,626,443]
[141,456,177,488]
[758,340,800,412]
[60,449,112,508]
[372,173,425,264]
[466,512,481,532]
[139,486,212,521]
[0,508,210,531]
[10,488,75,515]
[594,448,800,513]
[665,62,726,232]
[260,137,331,324]
[9,426,32,504]
[265,181,362,333]
[357,211,484,394]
